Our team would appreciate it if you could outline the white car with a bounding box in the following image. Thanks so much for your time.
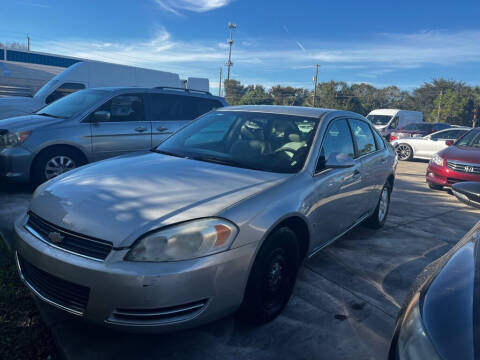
[393,127,470,161]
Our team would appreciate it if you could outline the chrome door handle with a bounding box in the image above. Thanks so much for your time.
[135,127,147,132]
[342,169,360,182]
[157,127,169,132]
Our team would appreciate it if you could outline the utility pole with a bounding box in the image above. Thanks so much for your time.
[226,22,236,81]
[436,89,443,122]
[474,106,478,128]
[312,64,319,107]
[218,67,223,96]
[27,34,30,51]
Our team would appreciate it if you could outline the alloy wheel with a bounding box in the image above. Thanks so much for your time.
[378,187,389,222]
[44,155,76,180]
[396,144,411,161]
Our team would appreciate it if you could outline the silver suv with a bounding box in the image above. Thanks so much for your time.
[0,87,227,184]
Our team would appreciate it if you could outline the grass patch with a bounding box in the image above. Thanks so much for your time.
[0,238,58,359]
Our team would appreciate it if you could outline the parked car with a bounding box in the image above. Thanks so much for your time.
[0,61,210,120]
[390,122,451,141]
[426,128,480,190]
[389,182,480,360]
[393,127,470,161]
[0,87,226,185]
[14,106,396,331]
[367,109,423,140]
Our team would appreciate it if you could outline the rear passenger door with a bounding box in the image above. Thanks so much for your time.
[147,93,223,147]
[90,93,151,161]
[349,119,387,213]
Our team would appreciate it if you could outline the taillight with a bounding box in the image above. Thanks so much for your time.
[389,135,398,141]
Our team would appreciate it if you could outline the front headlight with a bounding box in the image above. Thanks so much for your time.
[430,154,444,166]
[397,293,441,359]
[0,131,31,148]
[125,218,238,262]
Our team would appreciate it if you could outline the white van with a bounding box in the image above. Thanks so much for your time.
[0,61,209,119]
[366,109,423,137]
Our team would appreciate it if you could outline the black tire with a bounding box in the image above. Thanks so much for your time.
[428,183,443,191]
[31,147,86,186]
[236,227,300,325]
[364,182,392,229]
[396,143,413,161]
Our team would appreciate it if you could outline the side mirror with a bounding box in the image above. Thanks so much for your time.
[93,110,111,122]
[325,152,355,169]
[445,140,454,146]
[452,182,480,209]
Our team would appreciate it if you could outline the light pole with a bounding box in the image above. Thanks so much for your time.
[226,22,236,81]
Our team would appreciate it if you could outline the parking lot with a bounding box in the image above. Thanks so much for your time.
[1,160,478,360]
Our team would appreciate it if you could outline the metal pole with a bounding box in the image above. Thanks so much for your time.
[313,64,319,107]
[27,35,30,51]
[218,67,223,96]
[226,23,236,81]
[436,90,443,122]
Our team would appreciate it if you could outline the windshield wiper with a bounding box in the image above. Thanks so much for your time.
[36,112,62,119]
[151,149,186,158]
[191,155,263,171]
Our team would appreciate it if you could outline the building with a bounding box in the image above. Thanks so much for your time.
[0,48,82,96]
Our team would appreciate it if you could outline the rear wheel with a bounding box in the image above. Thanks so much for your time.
[31,147,85,186]
[428,183,443,191]
[236,227,299,325]
[396,144,413,161]
[365,182,392,229]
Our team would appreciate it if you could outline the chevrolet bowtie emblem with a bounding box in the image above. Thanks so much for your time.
[48,231,64,244]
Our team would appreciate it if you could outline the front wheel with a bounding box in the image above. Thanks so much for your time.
[236,227,299,325]
[31,148,85,186]
[396,143,413,161]
[364,182,392,229]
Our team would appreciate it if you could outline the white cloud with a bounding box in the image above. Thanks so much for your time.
[155,0,232,15]
[31,29,480,90]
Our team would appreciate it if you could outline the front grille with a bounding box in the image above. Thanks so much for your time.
[18,255,90,314]
[26,212,113,261]
[109,299,208,325]
[447,161,480,175]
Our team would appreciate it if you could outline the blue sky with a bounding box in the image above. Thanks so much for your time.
[1,0,480,93]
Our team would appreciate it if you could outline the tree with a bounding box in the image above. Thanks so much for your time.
[239,85,273,105]
[223,79,246,105]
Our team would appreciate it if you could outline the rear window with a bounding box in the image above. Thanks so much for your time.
[149,93,223,121]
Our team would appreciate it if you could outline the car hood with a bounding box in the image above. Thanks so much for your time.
[440,145,480,163]
[420,222,480,360]
[0,115,63,132]
[0,96,38,119]
[30,152,289,247]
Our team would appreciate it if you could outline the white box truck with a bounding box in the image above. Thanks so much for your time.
[0,61,209,120]
[366,109,423,138]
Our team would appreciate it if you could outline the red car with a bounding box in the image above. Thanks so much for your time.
[426,128,480,189]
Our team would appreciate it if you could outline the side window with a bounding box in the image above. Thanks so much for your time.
[372,128,385,150]
[95,94,145,122]
[350,119,377,156]
[316,119,354,172]
[431,130,455,140]
[149,94,223,121]
[46,82,85,104]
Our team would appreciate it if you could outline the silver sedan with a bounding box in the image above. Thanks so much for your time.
[14,105,396,331]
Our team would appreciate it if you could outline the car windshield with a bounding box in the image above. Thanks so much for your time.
[155,110,319,173]
[366,114,392,125]
[35,89,107,119]
[456,130,480,148]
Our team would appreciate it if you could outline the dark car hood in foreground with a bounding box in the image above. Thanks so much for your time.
[392,222,480,360]
[30,152,289,247]
[440,145,480,163]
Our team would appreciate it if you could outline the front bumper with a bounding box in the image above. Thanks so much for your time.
[0,146,32,182]
[426,163,480,187]
[13,214,256,332]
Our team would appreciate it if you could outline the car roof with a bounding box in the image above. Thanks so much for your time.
[220,105,362,119]
[85,86,225,101]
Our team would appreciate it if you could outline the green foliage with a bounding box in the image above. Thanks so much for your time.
[224,78,480,127]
